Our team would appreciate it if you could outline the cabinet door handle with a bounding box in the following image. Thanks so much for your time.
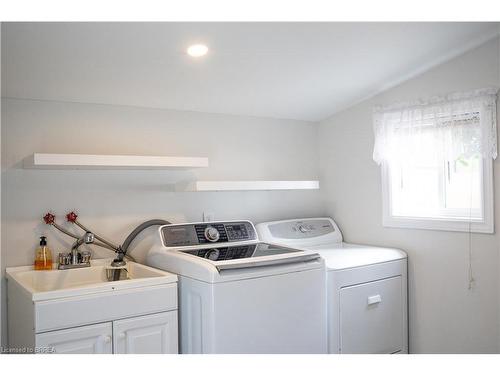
[103,335,112,344]
[367,294,382,305]
[118,333,126,340]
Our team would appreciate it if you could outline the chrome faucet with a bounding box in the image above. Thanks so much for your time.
[70,231,94,264]
[44,211,170,275]
[58,231,94,270]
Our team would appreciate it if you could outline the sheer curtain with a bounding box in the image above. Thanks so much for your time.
[372,88,498,166]
[372,88,498,290]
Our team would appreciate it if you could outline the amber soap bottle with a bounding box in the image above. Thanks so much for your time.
[34,236,53,270]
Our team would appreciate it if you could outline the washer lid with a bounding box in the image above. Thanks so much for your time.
[147,242,324,283]
[181,243,302,261]
[177,242,321,272]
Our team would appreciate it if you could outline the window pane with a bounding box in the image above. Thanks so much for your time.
[389,129,442,218]
[444,155,482,218]
[390,163,442,218]
[388,124,484,221]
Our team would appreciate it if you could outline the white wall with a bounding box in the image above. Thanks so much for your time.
[3,33,499,355]
[0,99,324,346]
[318,38,500,353]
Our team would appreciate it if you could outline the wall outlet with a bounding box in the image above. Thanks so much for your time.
[203,212,215,222]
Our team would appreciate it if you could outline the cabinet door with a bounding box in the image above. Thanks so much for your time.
[113,311,178,354]
[340,276,403,354]
[35,322,112,354]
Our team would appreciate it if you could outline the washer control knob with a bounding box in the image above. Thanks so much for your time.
[205,249,220,261]
[298,225,309,233]
[204,226,220,242]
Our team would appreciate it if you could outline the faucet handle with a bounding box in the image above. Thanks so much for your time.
[58,252,71,266]
[81,251,92,264]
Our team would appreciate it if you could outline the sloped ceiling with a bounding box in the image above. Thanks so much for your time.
[2,22,498,121]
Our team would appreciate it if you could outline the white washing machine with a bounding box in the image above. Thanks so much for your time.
[257,217,408,354]
[147,220,327,354]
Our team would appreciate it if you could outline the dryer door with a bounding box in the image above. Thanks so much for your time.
[339,276,404,354]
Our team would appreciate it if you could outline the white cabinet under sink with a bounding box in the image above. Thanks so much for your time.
[6,260,179,354]
[113,311,178,354]
[34,312,178,354]
[35,322,113,354]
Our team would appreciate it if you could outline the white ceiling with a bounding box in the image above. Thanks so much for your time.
[2,22,499,122]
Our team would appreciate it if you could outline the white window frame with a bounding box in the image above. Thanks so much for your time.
[380,156,494,233]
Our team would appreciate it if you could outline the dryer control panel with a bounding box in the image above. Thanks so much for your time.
[256,217,343,244]
[269,219,336,239]
[161,220,257,247]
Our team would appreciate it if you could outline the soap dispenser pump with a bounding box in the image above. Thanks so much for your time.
[34,236,53,270]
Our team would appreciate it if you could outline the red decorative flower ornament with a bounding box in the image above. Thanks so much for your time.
[66,211,78,223]
[43,212,56,224]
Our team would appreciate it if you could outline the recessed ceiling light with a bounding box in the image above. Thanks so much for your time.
[187,44,209,57]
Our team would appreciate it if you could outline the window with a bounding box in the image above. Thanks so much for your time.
[373,88,497,233]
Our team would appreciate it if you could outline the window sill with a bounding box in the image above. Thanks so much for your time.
[383,215,494,234]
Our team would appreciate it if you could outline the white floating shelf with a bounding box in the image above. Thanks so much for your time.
[176,180,320,192]
[24,153,209,170]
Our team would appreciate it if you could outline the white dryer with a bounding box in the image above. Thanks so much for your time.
[257,217,408,354]
[147,220,327,354]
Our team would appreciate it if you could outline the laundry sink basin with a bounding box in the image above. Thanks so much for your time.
[6,258,177,301]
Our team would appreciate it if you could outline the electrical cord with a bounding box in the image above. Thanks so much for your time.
[467,159,475,290]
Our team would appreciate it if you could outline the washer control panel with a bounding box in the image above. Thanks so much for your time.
[162,221,257,247]
[196,223,227,243]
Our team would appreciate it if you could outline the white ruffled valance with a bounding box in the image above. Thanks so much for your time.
[372,88,498,165]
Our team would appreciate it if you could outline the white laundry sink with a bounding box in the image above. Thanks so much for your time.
[6,258,177,301]
[7,258,179,348]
